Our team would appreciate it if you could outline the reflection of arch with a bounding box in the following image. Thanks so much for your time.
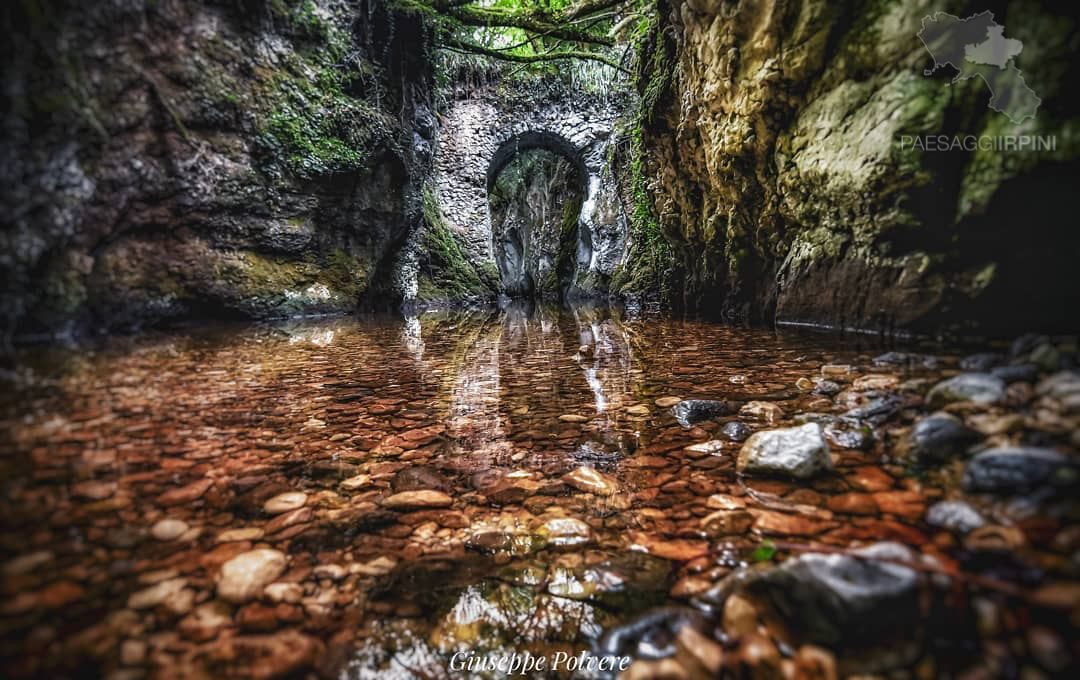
[486,131,588,193]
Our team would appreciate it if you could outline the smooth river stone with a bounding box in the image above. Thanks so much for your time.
[216,549,287,603]
[562,466,619,496]
[340,474,371,490]
[381,490,454,510]
[128,577,188,610]
[217,527,265,543]
[927,373,1005,407]
[654,396,683,408]
[737,423,833,479]
[625,404,650,416]
[151,518,189,541]
[263,492,307,515]
[535,517,592,547]
[559,414,589,423]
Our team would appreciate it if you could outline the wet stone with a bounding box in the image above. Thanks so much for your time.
[721,421,752,442]
[907,414,982,463]
[381,490,454,509]
[737,423,833,479]
[216,549,287,604]
[961,353,1004,372]
[739,542,925,647]
[562,466,619,496]
[151,518,190,541]
[843,394,902,425]
[873,352,938,369]
[391,466,452,494]
[739,401,784,423]
[991,363,1039,384]
[672,399,731,427]
[263,492,307,515]
[823,419,874,450]
[926,500,987,533]
[534,517,592,547]
[963,447,1071,493]
[927,373,1005,407]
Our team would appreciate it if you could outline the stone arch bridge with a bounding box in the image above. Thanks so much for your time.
[430,89,628,298]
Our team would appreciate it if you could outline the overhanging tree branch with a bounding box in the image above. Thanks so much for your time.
[447,5,616,46]
[443,37,630,74]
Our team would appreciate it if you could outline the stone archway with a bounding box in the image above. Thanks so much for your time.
[487,134,588,298]
[428,88,629,299]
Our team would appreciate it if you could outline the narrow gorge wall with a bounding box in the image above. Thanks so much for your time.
[638,0,1079,335]
[1,0,433,343]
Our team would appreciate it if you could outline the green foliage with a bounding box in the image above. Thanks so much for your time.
[611,123,673,298]
[610,2,675,300]
[256,46,393,177]
[750,539,778,562]
[252,0,397,177]
[634,6,675,129]
[394,0,639,91]
[322,249,370,299]
[418,186,499,301]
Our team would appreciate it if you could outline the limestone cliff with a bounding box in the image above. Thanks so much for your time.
[1,0,434,344]
[635,0,1079,334]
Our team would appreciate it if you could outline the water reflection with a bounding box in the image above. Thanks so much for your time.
[0,306,1068,679]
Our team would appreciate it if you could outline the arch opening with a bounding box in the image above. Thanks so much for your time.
[487,133,589,301]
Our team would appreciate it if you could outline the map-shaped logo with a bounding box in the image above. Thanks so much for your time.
[918,11,1041,123]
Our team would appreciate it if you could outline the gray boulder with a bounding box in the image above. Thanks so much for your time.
[672,399,730,427]
[925,500,986,533]
[926,373,1004,407]
[737,423,833,479]
[963,447,1070,493]
[907,414,982,463]
[743,542,925,647]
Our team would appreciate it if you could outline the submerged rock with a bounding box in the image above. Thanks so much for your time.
[534,517,592,547]
[991,363,1039,384]
[737,423,832,479]
[381,490,454,509]
[926,500,987,533]
[927,374,1005,407]
[562,466,620,496]
[963,447,1071,493]
[263,492,307,515]
[960,353,1004,372]
[672,399,730,427]
[740,542,926,647]
[907,414,982,463]
[595,605,707,660]
[721,421,752,442]
[843,395,902,424]
[872,352,939,369]
[151,518,190,541]
[216,549,287,604]
[823,419,875,450]
[391,466,452,494]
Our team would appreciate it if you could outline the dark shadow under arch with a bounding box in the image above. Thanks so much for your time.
[486,131,588,192]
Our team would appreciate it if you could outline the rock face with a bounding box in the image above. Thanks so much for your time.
[488,150,584,299]
[1,0,433,341]
[634,0,1080,333]
[737,423,833,479]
